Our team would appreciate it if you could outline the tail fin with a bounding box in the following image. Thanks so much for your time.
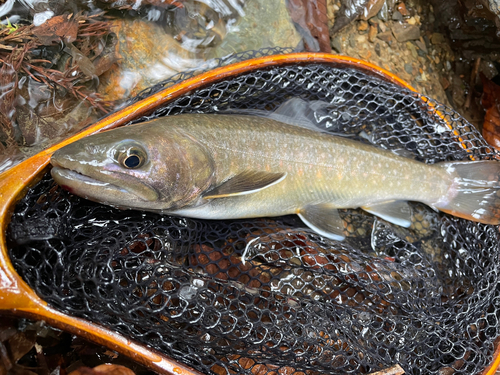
[433,160,500,225]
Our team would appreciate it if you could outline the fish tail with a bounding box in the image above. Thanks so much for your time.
[433,160,500,224]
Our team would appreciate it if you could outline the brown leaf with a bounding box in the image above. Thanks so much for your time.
[480,72,500,110]
[68,364,136,375]
[482,104,500,150]
[34,14,78,45]
[287,0,330,52]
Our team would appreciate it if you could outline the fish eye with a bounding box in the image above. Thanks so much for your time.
[115,144,148,169]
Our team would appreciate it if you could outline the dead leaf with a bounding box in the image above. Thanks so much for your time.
[286,0,330,52]
[483,104,500,150]
[35,14,78,45]
[480,72,500,150]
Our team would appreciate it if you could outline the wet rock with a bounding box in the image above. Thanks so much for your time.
[391,23,420,42]
[404,63,413,74]
[360,0,386,20]
[396,2,409,16]
[392,10,403,21]
[98,0,302,102]
[430,32,445,45]
[377,19,387,32]
[480,60,499,79]
[377,30,395,44]
[407,16,419,25]
[212,0,302,57]
[440,76,450,90]
[415,39,427,53]
[368,24,378,42]
[406,41,418,58]
[377,1,389,21]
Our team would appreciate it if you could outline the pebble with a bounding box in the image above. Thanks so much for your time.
[391,23,420,42]
[404,63,413,74]
[358,20,369,31]
[378,20,387,32]
[406,42,418,58]
[392,10,403,21]
[440,76,450,90]
[407,16,418,25]
[431,32,445,45]
[375,42,381,56]
[368,24,378,42]
[396,2,410,16]
[377,30,395,44]
[415,39,427,53]
[356,34,367,43]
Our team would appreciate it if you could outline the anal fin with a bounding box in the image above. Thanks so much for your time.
[203,170,286,199]
[298,203,345,241]
[362,201,412,228]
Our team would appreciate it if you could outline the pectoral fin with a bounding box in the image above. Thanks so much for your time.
[203,170,286,199]
[362,201,412,228]
[298,204,345,241]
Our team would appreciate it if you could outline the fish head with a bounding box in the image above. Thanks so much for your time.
[50,123,215,211]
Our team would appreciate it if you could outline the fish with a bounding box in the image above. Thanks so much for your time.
[50,110,500,241]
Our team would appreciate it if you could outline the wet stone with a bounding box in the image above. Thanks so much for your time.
[368,24,378,42]
[358,19,369,31]
[392,10,404,21]
[404,63,413,74]
[391,23,420,42]
[415,39,427,53]
[377,30,395,44]
[431,32,445,45]
[406,41,418,58]
[396,2,410,16]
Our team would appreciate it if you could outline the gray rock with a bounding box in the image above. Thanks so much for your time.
[392,10,403,21]
[404,63,413,74]
[415,39,427,53]
[391,23,420,42]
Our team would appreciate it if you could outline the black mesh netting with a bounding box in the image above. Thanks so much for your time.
[7,57,500,375]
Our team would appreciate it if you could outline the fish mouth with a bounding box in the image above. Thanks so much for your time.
[50,164,159,203]
[51,167,129,194]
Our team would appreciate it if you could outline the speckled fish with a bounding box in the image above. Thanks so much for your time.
[50,109,500,240]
